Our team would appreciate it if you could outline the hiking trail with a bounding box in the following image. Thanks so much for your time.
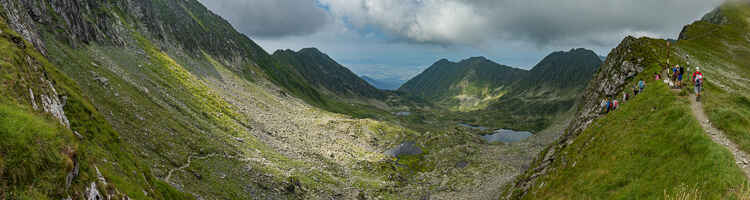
[688,94,750,179]
[165,153,218,183]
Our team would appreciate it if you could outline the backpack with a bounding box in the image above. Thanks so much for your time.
[639,81,645,89]
[696,73,703,84]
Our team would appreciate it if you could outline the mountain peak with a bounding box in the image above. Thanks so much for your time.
[299,47,322,53]
[463,56,490,63]
[298,47,322,54]
[272,49,296,55]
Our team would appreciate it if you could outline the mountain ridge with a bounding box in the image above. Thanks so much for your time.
[272,47,386,101]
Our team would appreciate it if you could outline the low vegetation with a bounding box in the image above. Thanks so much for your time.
[524,82,745,199]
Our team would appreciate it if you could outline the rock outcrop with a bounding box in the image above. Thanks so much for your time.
[385,141,423,157]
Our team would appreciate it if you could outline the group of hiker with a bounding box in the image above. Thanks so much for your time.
[601,79,646,114]
[666,63,704,100]
[600,63,705,114]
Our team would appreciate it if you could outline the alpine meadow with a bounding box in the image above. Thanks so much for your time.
[1,0,749,200]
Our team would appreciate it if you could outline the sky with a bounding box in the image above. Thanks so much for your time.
[197,0,725,81]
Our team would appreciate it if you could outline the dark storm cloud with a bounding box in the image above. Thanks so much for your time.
[197,0,329,38]
[319,0,725,47]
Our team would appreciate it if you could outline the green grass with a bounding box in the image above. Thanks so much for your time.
[0,102,74,199]
[0,14,193,199]
[523,83,746,200]
[678,2,750,158]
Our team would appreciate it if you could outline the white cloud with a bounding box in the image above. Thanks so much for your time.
[197,0,330,38]
[319,0,725,47]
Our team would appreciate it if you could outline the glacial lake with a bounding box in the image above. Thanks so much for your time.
[481,129,533,143]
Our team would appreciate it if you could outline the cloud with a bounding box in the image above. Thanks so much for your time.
[197,0,329,38]
[319,0,725,47]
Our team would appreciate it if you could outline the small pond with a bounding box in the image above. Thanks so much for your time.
[481,129,533,143]
[395,111,412,116]
[458,123,490,131]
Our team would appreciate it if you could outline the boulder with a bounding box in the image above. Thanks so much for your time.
[385,141,423,157]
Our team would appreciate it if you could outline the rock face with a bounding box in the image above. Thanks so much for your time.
[385,141,423,157]
[504,36,652,199]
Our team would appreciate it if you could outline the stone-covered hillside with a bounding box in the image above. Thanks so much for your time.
[0,0,553,199]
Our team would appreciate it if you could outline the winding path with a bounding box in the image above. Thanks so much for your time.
[688,95,750,179]
[165,153,218,183]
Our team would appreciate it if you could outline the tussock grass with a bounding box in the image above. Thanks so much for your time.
[525,83,746,199]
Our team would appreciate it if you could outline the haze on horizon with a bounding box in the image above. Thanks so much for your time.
[198,0,724,82]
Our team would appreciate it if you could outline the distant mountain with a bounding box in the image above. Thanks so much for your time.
[273,48,385,100]
[400,49,601,113]
[511,48,603,94]
[399,56,526,111]
[482,48,603,129]
[401,49,602,130]
[361,75,405,90]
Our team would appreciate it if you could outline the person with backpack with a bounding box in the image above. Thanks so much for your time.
[613,99,619,110]
[638,79,646,93]
[678,65,685,88]
[624,92,629,102]
[693,67,704,101]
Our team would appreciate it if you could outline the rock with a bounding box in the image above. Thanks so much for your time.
[385,141,423,157]
[74,131,83,139]
[85,181,103,200]
[455,161,468,169]
[94,76,109,87]
[29,88,38,110]
[65,156,79,189]
[40,80,70,128]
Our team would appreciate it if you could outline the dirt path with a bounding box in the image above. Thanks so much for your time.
[688,95,750,179]
[165,154,217,183]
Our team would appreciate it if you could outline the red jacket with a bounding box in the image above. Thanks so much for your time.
[692,71,703,83]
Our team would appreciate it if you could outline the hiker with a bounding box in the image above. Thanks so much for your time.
[633,84,639,96]
[638,79,646,93]
[624,92,629,102]
[601,99,607,113]
[655,72,661,80]
[693,67,704,101]
[606,98,611,113]
[678,64,685,88]
[613,99,619,110]
[672,66,678,84]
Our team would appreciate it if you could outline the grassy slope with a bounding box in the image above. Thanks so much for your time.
[0,15,191,199]
[678,2,750,156]
[524,81,745,199]
[506,30,750,199]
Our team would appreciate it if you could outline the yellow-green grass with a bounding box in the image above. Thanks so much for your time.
[0,15,192,199]
[678,2,750,156]
[524,83,746,199]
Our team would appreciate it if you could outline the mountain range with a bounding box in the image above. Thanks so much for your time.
[1,0,749,199]
[400,49,601,112]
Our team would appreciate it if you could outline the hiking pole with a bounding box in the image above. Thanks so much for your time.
[666,41,670,72]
